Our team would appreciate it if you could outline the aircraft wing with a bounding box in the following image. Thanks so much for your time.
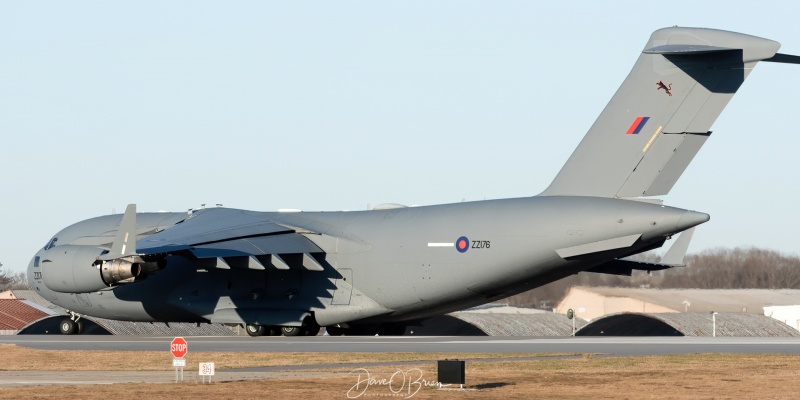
[136,208,326,271]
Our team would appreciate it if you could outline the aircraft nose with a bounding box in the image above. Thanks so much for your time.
[676,210,710,231]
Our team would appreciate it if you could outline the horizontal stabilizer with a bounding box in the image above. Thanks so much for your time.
[586,258,677,276]
[643,44,734,54]
[587,227,696,276]
[764,53,800,64]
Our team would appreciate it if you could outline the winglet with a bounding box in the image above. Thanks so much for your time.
[99,204,138,260]
[660,227,695,266]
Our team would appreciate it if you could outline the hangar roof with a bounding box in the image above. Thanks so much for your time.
[570,287,800,313]
[0,299,51,330]
[577,312,800,337]
[412,304,586,336]
[7,290,60,312]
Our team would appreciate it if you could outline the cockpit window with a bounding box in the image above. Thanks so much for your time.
[44,237,58,250]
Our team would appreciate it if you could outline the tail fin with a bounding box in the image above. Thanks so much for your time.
[541,27,781,198]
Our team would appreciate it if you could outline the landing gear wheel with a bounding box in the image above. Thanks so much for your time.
[302,316,321,336]
[305,324,321,336]
[281,326,304,337]
[325,326,344,336]
[60,318,81,335]
[268,326,282,336]
[377,325,406,336]
[245,324,266,337]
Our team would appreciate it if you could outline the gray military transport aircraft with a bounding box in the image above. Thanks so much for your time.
[28,27,799,336]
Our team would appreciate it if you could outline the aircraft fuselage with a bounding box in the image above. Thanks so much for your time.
[28,196,706,331]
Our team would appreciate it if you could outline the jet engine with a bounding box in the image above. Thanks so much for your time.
[41,245,156,293]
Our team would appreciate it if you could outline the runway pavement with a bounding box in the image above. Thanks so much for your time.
[2,335,800,355]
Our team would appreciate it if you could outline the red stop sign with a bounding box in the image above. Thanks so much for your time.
[170,337,188,358]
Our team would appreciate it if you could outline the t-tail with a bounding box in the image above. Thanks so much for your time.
[540,27,800,198]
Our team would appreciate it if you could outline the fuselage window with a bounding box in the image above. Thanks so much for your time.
[34,256,40,267]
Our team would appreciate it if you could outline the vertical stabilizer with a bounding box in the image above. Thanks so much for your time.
[540,28,780,198]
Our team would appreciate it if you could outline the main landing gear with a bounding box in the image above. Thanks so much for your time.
[325,324,406,336]
[245,321,321,337]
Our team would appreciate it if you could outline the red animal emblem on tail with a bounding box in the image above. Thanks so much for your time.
[657,81,673,96]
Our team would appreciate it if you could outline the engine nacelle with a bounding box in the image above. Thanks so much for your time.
[41,245,154,293]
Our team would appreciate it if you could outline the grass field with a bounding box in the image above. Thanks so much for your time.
[0,345,799,399]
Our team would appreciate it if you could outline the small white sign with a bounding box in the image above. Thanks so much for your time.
[199,362,215,376]
[173,358,186,367]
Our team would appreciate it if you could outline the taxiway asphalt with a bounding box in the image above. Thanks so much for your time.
[2,335,800,355]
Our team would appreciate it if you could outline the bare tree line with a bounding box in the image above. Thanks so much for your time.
[0,262,28,292]
[503,247,800,309]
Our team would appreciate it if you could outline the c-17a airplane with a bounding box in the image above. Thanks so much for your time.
[28,27,799,336]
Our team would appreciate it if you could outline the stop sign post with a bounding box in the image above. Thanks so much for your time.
[171,337,187,382]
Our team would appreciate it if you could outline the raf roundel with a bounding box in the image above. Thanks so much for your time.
[456,236,470,253]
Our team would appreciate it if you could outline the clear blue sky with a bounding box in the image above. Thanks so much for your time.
[2,1,799,273]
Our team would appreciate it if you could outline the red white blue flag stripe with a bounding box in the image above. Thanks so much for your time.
[626,116,650,135]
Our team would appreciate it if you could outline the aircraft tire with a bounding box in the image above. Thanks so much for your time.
[305,324,321,336]
[59,319,79,335]
[377,325,406,336]
[281,326,304,337]
[245,324,266,337]
[267,326,282,336]
[325,326,344,336]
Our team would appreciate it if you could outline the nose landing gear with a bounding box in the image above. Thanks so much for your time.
[59,311,83,335]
